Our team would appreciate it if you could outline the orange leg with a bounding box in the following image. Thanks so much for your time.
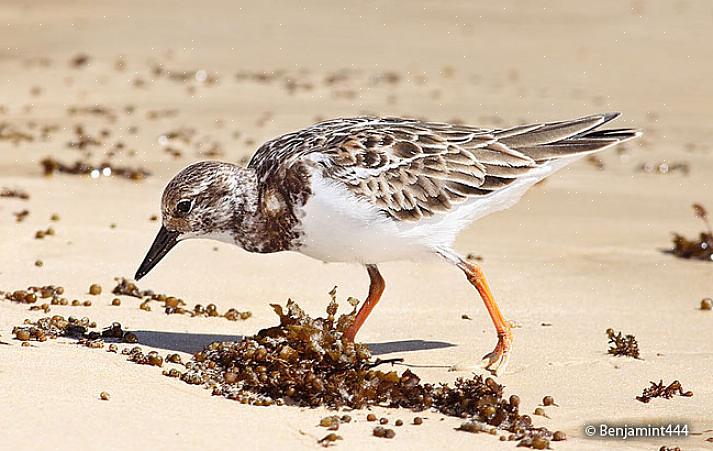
[343,265,385,342]
[458,261,512,376]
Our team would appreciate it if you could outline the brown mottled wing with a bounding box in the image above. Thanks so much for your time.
[248,114,638,222]
[308,114,636,221]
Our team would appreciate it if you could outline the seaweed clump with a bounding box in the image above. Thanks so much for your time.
[12,315,135,347]
[111,277,251,320]
[636,380,693,403]
[669,203,713,261]
[12,316,95,342]
[177,290,557,447]
[2,285,66,308]
[40,157,151,181]
[0,187,30,200]
[112,277,154,298]
[606,328,640,359]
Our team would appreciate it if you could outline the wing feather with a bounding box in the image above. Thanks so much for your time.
[248,114,639,222]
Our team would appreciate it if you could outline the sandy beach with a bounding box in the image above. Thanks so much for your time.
[1,1,712,450]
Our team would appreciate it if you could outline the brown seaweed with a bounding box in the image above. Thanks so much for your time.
[606,328,641,359]
[12,315,135,347]
[636,380,693,403]
[669,203,713,261]
[41,158,151,181]
[111,277,251,320]
[176,292,557,446]
[0,188,30,200]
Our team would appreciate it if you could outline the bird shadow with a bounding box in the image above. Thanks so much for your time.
[134,330,243,354]
[134,330,455,356]
[367,340,455,355]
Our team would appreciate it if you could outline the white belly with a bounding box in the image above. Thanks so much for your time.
[297,174,436,263]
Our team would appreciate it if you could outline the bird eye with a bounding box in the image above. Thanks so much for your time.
[176,199,192,214]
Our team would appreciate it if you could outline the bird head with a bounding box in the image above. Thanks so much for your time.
[134,160,254,280]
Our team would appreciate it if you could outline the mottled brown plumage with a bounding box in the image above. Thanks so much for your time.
[249,113,634,222]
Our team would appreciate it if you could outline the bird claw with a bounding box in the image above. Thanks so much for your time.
[448,330,512,376]
[480,331,512,376]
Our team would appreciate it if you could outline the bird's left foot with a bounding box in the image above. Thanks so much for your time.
[480,328,512,376]
[450,327,512,376]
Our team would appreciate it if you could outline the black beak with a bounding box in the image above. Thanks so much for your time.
[134,226,180,280]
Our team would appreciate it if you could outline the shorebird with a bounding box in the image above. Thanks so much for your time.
[135,113,638,375]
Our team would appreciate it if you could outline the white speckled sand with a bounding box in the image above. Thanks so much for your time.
[1,1,712,450]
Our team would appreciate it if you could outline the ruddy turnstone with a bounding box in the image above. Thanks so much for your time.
[135,113,639,375]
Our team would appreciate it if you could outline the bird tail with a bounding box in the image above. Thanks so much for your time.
[495,112,641,163]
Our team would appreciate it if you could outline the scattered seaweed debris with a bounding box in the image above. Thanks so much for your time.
[123,347,164,367]
[146,109,179,120]
[1,284,103,309]
[3,285,64,305]
[40,158,151,181]
[13,316,88,341]
[12,315,136,348]
[69,53,91,68]
[177,292,558,447]
[606,328,641,359]
[112,277,153,298]
[586,155,606,170]
[67,105,118,122]
[457,419,553,448]
[35,227,56,239]
[13,209,29,222]
[318,433,342,447]
[319,415,351,431]
[65,125,101,150]
[669,203,713,261]
[111,277,251,320]
[0,187,29,200]
[372,426,396,439]
[0,123,34,145]
[636,380,693,403]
